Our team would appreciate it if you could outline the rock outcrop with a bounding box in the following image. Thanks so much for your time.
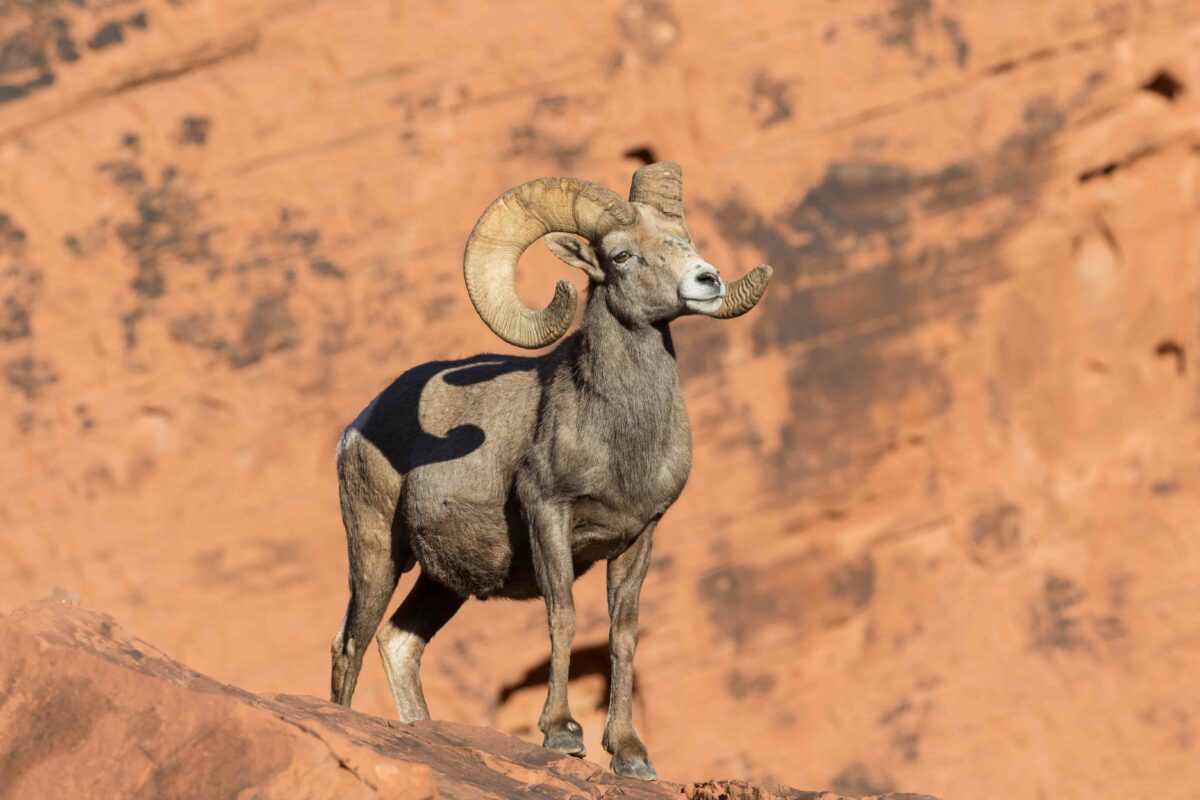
[0,597,933,800]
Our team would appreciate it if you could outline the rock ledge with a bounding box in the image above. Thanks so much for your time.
[0,597,935,799]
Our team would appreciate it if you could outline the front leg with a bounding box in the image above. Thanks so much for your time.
[526,499,586,756]
[602,522,657,781]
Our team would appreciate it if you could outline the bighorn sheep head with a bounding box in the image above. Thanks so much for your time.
[463,162,774,348]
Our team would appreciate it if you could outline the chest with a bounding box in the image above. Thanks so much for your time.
[559,393,692,550]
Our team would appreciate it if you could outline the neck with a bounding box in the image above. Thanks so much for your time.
[567,285,679,401]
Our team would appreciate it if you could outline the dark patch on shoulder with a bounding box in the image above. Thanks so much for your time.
[177,115,211,146]
[750,71,793,128]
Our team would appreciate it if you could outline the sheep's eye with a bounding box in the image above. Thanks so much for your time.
[612,251,633,264]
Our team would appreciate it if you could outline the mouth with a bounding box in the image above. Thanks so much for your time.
[681,291,725,315]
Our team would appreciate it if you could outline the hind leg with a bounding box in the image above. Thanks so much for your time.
[330,503,406,707]
[377,571,464,722]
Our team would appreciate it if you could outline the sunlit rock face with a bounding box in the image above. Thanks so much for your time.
[1,2,1198,797]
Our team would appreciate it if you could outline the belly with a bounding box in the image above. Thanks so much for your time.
[409,493,654,600]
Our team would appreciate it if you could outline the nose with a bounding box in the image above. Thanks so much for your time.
[695,267,721,288]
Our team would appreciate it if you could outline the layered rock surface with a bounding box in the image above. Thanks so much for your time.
[0,598,934,800]
[1,1,1200,798]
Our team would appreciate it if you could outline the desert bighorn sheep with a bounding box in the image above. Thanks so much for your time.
[330,162,772,780]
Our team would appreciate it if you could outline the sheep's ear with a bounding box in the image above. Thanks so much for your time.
[546,233,604,282]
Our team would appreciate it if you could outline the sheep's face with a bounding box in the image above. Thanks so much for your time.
[545,205,725,325]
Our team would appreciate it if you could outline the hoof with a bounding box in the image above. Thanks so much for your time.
[611,752,658,781]
[543,720,586,757]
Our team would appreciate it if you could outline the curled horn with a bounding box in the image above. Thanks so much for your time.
[464,178,634,348]
[630,161,772,318]
[629,161,686,222]
[712,263,773,318]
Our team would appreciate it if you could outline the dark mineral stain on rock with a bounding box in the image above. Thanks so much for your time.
[0,214,41,344]
[309,258,345,279]
[171,293,299,370]
[726,668,777,699]
[5,356,58,400]
[967,503,1023,567]
[830,762,895,797]
[178,115,212,146]
[1030,573,1089,652]
[87,12,149,51]
[828,554,876,613]
[51,17,80,63]
[867,0,933,54]
[698,552,877,650]
[87,21,125,51]
[705,101,1063,489]
[507,124,589,170]
[940,16,970,68]
[0,29,57,105]
[750,71,793,128]
[0,677,113,792]
[99,143,219,300]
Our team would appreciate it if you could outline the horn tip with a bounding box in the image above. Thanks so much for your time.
[554,279,578,301]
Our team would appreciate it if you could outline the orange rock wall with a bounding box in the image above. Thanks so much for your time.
[2,1,1199,797]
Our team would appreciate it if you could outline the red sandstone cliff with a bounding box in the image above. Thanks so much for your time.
[1,1,1199,797]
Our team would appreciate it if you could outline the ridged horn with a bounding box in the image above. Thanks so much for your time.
[464,177,634,348]
[712,263,774,319]
[629,161,686,221]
